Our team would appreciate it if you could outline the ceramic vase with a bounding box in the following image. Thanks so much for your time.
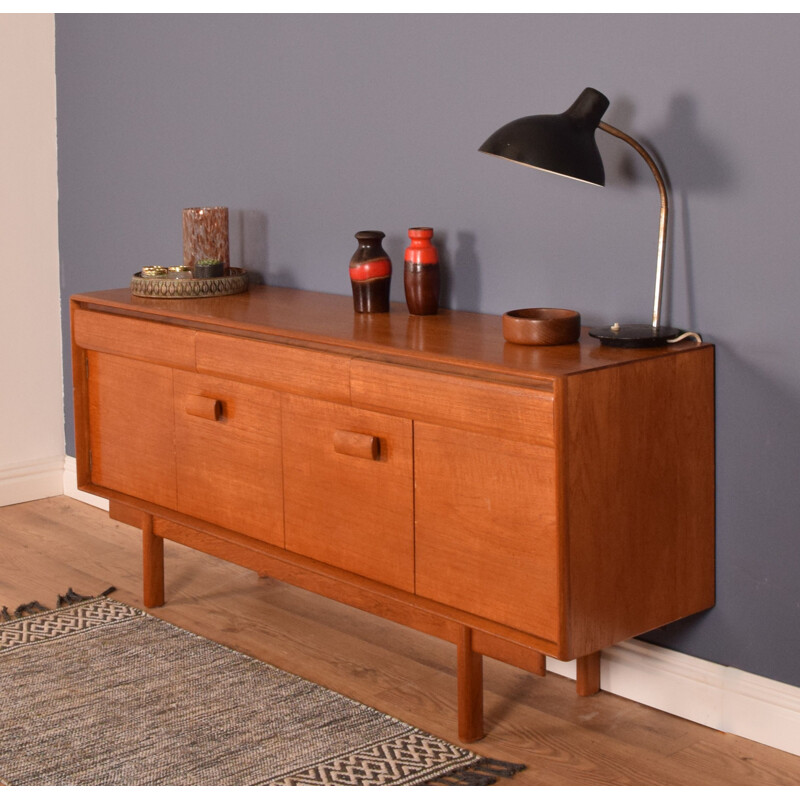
[182,207,230,271]
[403,227,440,315]
[349,231,392,313]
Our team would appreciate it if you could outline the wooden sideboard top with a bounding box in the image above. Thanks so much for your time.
[72,286,711,381]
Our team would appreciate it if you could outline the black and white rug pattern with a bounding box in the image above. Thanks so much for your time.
[0,595,523,786]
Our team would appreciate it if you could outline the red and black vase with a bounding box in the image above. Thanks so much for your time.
[403,227,440,315]
[349,230,392,313]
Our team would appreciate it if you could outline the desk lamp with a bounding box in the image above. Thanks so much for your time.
[480,87,687,348]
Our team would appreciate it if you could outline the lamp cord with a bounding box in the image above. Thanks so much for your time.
[667,331,703,344]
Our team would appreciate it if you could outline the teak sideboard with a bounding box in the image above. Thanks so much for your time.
[71,286,715,741]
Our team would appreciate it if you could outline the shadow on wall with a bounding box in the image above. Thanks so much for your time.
[650,96,734,333]
[383,233,406,305]
[237,209,266,286]
[601,93,735,332]
[641,342,800,685]
[436,230,482,312]
[235,209,297,288]
[602,94,733,193]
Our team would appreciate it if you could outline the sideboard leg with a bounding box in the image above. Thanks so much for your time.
[457,626,484,742]
[142,515,165,608]
[576,651,601,696]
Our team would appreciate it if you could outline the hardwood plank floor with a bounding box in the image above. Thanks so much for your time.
[2,496,799,786]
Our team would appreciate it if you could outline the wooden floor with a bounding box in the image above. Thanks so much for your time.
[2,496,800,786]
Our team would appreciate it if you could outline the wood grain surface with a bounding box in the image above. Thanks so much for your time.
[174,370,284,548]
[414,422,560,642]
[72,286,705,381]
[86,351,177,510]
[70,286,716,741]
[282,393,415,593]
[562,348,716,656]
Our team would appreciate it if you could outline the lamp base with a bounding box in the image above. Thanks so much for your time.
[588,323,682,348]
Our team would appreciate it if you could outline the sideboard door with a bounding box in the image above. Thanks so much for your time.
[86,351,177,510]
[173,371,284,548]
[414,422,561,644]
[282,394,414,592]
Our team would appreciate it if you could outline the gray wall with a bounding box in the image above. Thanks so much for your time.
[56,14,800,688]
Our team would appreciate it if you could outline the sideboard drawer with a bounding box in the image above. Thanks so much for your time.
[73,309,195,370]
[195,332,351,404]
[350,360,555,446]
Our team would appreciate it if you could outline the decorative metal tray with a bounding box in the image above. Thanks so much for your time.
[131,268,249,299]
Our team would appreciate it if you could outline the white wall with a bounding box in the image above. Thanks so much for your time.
[0,14,65,505]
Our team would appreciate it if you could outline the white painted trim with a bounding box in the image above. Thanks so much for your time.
[62,455,109,511]
[0,456,64,507]
[0,16,65,498]
[548,639,800,757]
[56,459,800,758]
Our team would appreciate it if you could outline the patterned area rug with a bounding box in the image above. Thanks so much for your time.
[0,593,524,786]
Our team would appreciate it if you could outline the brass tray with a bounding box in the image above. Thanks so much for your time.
[131,267,249,298]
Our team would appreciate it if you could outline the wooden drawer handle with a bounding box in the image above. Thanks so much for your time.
[185,395,222,421]
[333,430,380,461]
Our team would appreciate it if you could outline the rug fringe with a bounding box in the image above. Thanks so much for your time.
[1,586,116,621]
[423,757,526,786]
[57,586,116,607]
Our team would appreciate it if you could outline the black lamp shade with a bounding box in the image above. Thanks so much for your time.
[479,87,610,186]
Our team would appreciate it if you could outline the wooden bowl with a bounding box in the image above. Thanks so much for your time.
[502,307,581,346]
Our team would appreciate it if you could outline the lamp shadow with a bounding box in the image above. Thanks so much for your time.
[648,95,734,193]
[649,95,734,331]
[602,94,734,193]
[600,94,735,332]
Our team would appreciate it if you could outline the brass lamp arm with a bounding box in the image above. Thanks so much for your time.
[598,121,668,330]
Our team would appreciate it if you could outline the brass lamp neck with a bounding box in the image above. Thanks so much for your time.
[598,121,669,330]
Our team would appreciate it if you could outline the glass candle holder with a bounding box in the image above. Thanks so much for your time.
[182,207,230,270]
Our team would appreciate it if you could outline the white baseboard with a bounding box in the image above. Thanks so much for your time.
[547,639,800,758]
[0,455,64,507]
[62,455,108,510]
[52,458,800,759]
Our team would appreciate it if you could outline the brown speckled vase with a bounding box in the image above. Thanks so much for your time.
[403,227,440,315]
[182,207,230,270]
[349,231,392,313]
